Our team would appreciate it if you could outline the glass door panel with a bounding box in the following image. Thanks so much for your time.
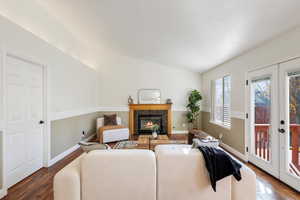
[252,78,271,162]
[288,73,300,177]
[247,65,279,178]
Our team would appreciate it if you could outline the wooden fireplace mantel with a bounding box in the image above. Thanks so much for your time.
[129,104,172,136]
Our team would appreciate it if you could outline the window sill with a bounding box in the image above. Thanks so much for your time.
[209,121,231,130]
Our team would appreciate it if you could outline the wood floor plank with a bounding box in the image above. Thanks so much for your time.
[247,163,300,200]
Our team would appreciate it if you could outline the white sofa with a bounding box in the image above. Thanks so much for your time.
[97,117,130,143]
[155,145,256,200]
[54,145,256,200]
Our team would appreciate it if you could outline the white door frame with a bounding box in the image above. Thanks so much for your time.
[279,58,300,192]
[0,49,5,195]
[1,48,50,190]
[245,65,280,177]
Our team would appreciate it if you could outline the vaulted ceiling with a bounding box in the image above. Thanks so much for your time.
[1,0,300,72]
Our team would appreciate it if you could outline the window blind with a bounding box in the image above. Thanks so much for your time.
[212,75,231,127]
[223,76,231,127]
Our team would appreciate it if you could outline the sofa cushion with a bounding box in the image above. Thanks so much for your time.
[97,117,122,130]
[156,146,231,200]
[104,114,117,126]
[81,150,156,200]
[54,153,86,200]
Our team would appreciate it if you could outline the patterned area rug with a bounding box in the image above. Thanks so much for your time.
[113,140,138,149]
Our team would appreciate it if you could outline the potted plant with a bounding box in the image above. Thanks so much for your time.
[186,90,202,129]
[151,124,160,139]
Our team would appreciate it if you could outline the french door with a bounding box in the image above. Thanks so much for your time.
[247,65,280,177]
[247,60,300,192]
[279,59,300,191]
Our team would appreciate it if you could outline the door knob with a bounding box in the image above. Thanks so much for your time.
[278,128,285,133]
[39,120,44,124]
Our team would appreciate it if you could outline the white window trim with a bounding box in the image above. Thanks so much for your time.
[209,120,231,130]
[210,75,231,129]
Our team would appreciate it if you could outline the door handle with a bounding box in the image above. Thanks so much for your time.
[39,120,44,124]
[278,128,285,134]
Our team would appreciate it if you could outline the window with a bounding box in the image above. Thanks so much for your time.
[211,75,231,127]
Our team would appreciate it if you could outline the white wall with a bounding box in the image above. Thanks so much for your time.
[0,15,98,117]
[0,50,3,190]
[0,15,97,191]
[0,7,202,113]
[0,51,3,127]
[98,55,201,110]
[201,26,300,114]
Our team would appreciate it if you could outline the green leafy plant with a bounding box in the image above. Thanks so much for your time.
[151,124,160,132]
[186,90,202,127]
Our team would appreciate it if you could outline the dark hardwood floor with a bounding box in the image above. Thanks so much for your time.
[1,136,299,200]
[1,149,83,200]
[247,163,300,200]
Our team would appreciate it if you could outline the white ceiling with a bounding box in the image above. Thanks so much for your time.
[1,0,300,72]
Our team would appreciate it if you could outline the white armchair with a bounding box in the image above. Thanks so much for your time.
[97,117,130,143]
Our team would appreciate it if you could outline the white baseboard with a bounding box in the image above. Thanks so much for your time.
[172,130,188,134]
[220,142,248,162]
[48,144,80,167]
[0,189,7,199]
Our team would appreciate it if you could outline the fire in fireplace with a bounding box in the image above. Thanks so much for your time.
[135,110,167,134]
[139,115,162,133]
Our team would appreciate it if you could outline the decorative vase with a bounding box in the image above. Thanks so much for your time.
[166,98,173,104]
[128,96,134,104]
[152,131,158,139]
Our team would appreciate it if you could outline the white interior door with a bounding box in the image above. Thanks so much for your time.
[246,65,280,178]
[279,58,300,191]
[5,54,44,188]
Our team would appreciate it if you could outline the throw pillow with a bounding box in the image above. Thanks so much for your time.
[104,114,117,126]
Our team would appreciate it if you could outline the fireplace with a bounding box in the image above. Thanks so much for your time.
[129,104,172,135]
[136,110,167,134]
